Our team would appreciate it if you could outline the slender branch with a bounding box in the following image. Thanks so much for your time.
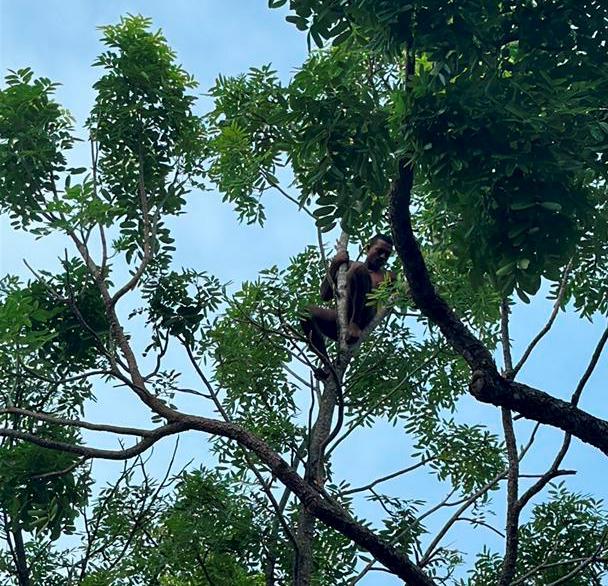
[513,551,608,585]
[99,223,108,274]
[31,456,89,481]
[106,441,182,575]
[571,323,608,407]
[500,299,514,375]
[0,422,188,460]
[420,470,507,567]
[143,329,171,381]
[19,365,110,386]
[516,436,572,514]
[110,152,154,306]
[515,324,608,517]
[420,420,540,567]
[78,459,136,580]
[416,488,459,525]
[323,301,395,451]
[327,347,441,457]
[284,364,315,390]
[512,260,572,377]
[0,407,153,437]
[317,227,329,275]
[498,299,520,586]
[341,458,432,496]
[181,340,299,551]
[459,517,505,538]
[499,406,519,586]
[263,170,315,220]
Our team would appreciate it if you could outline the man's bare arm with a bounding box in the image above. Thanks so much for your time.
[320,251,349,300]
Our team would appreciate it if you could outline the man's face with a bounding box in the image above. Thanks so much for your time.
[365,239,393,270]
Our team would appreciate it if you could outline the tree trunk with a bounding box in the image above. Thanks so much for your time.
[293,234,349,585]
[294,367,342,585]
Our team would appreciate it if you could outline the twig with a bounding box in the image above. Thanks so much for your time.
[263,170,316,220]
[512,261,572,377]
[571,324,608,407]
[341,457,433,495]
[459,517,505,538]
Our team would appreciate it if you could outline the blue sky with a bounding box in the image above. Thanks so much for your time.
[1,2,607,584]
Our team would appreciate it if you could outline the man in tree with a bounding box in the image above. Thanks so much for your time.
[301,234,394,369]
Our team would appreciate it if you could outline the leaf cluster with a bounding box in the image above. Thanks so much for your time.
[0,68,75,229]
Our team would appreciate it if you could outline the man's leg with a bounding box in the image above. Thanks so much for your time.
[301,306,338,358]
[345,264,373,342]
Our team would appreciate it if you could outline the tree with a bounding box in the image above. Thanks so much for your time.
[0,3,607,585]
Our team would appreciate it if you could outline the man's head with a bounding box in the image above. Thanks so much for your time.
[365,233,393,270]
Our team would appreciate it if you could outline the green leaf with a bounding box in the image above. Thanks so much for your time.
[539,201,562,212]
[510,202,536,211]
[496,262,516,277]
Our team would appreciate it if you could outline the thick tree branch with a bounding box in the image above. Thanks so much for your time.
[2,408,435,586]
[11,525,31,586]
[388,160,608,457]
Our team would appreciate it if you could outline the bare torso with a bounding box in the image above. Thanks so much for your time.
[350,261,390,289]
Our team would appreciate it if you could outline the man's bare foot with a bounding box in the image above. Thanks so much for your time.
[346,323,362,344]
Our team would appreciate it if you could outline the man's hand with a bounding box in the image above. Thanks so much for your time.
[333,250,349,266]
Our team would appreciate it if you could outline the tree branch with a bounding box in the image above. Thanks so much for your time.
[420,420,540,567]
[0,422,187,460]
[110,152,155,306]
[0,407,153,437]
[341,458,433,496]
[512,260,572,377]
[498,299,520,586]
[388,159,608,457]
[3,406,436,585]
